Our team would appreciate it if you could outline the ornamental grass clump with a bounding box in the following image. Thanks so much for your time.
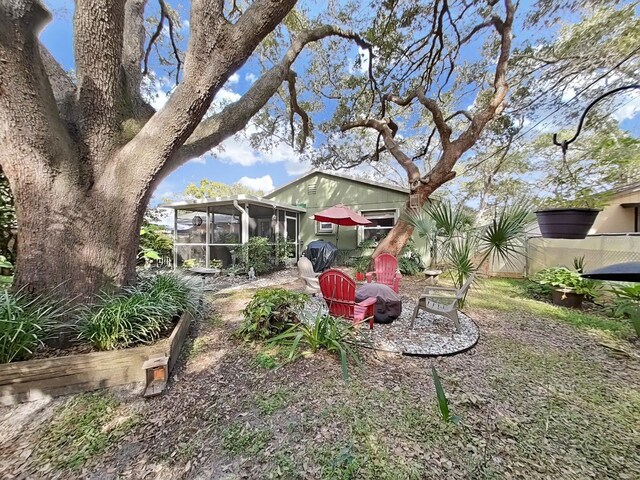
[77,289,176,351]
[141,272,199,316]
[0,288,67,363]
[78,273,198,351]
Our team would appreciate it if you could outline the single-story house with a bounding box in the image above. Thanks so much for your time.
[590,182,640,234]
[163,169,429,268]
[526,182,640,237]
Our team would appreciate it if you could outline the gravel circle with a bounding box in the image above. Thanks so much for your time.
[301,295,479,357]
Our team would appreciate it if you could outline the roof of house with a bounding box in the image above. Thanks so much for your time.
[160,194,306,212]
[264,169,409,198]
[607,181,640,197]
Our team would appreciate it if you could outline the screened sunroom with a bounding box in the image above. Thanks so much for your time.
[164,195,305,268]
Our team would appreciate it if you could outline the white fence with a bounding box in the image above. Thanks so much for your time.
[525,234,640,276]
[483,234,640,278]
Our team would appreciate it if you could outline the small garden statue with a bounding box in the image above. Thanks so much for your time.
[248,267,256,280]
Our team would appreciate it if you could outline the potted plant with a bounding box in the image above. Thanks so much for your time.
[534,192,606,240]
[352,255,371,281]
[533,266,599,309]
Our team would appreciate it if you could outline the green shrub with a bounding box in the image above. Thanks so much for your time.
[269,312,360,380]
[533,266,600,298]
[352,255,371,274]
[237,288,308,340]
[522,279,552,300]
[399,240,425,276]
[78,289,175,350]
[241,236,274,275]
[609,284,640,336]
[0,289,66,363]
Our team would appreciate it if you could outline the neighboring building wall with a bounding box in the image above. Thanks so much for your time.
[591,189,640,234]
[265,172,430,263]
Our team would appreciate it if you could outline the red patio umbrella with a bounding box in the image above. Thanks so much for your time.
[312,204,372,244]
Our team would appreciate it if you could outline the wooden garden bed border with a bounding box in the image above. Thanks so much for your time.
[0,311,193,406]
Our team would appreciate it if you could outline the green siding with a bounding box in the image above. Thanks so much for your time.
[265,172,430,263]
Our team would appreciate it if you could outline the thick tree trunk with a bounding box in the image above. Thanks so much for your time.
[10,174,145,300]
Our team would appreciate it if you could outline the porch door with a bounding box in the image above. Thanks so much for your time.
[285,214,298,259]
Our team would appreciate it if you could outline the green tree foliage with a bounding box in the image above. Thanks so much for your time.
[184,179,263,199]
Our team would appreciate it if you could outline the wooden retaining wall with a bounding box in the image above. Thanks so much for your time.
[0,311,192,406]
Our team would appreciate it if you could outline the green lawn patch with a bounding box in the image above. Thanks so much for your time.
[471,278,634,338]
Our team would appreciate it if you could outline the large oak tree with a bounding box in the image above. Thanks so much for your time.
[0,0,369,298]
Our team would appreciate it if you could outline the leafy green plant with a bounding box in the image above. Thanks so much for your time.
[237,288,308,341]
[0,255,12,269]
[352,255,371,274]
[609,284,640,336]
[181,258,200,269]
[534,267,600,298]
[269,312,360,381]
[141,273,199,316]
[398,239,424,276]
[431,366,460,424]
[209,258,223,269]
[235,236,275,275]
[0,289,67,363]
[409,201,532,293]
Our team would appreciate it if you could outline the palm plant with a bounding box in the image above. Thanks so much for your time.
[407,200,533,291]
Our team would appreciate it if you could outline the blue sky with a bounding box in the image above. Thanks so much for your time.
[40,1,640,205]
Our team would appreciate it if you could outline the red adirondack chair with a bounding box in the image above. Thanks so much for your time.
[366,253,402,293]
[318,269,377,329]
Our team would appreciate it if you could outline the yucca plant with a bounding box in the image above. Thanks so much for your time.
[432,366,460,424]
[0,288,68,363]
[269,311,360,381]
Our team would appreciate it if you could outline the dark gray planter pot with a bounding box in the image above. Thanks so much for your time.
[534,208,600,239]
[551,288,584,309]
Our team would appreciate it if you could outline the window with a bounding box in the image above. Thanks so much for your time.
[316,221,335,234]
[361,210,397,241]
[635,207,639,233]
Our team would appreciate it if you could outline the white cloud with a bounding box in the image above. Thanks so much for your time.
[611,91,640,122]
[245,72,258,83]
[227,73,240,85]
[189,156,207,164]
[212,124,312,176]
[238,174,275,192]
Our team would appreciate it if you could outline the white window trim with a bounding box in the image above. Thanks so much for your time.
[358,208,399,244]
[316,221,336,234]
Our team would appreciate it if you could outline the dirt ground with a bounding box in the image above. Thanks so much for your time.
[1,272,639,479]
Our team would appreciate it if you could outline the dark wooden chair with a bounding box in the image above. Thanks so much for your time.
[366,253,402,293]
[319,269,377,329]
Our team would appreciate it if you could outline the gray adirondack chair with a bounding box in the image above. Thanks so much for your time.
[297,256,320,294]
[410,274,475,332]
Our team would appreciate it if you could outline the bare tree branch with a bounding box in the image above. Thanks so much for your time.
[286,70,310,152]
[167,25,374,175]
